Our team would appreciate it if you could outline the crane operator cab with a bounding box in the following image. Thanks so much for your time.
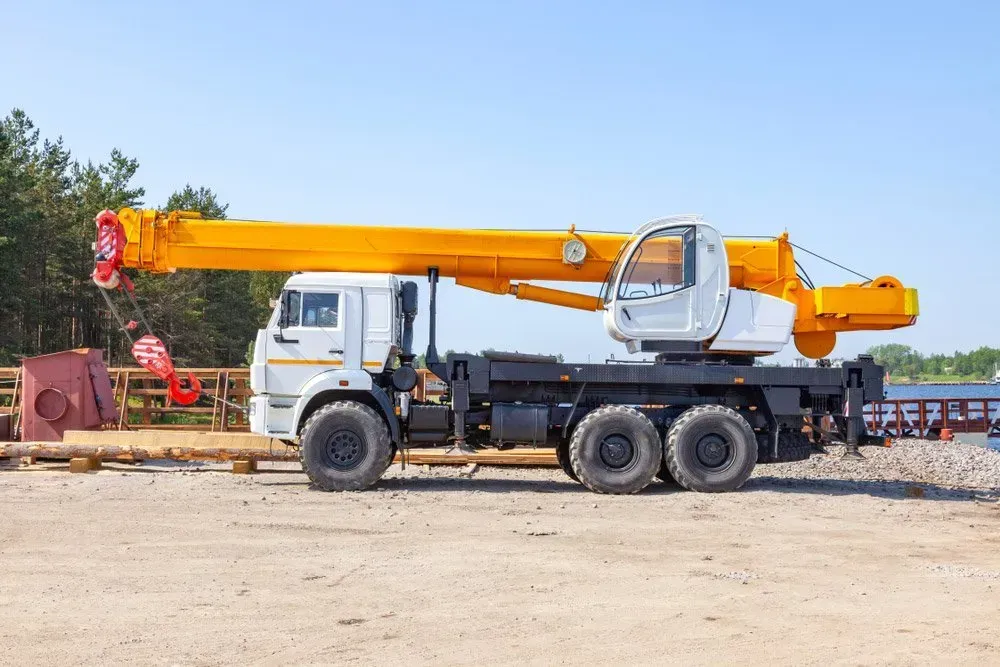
[602,216,796,356]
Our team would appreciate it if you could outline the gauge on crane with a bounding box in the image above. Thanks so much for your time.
[561,238,587,265]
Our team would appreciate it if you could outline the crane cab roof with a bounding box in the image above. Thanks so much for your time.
[284,272,398,290]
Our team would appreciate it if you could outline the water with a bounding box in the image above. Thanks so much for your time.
[885,384,1000,400]
[882,383,1000,450]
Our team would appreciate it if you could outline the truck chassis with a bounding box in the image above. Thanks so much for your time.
[296,350,886,494]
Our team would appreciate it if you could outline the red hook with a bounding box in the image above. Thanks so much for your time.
[167,372,203,406]
[130,334,202,406]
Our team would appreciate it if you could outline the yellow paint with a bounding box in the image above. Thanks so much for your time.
[794,331,837,359]
[266,358,344,366]
[362,361,384,368]
[112,208,919,358]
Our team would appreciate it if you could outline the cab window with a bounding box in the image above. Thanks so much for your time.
[281,290,301,327]
[618,227,696,299]
[302,292,340,328]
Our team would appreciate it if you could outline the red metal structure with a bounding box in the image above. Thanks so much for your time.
[865,398,1000,439]
[20,349,117,442]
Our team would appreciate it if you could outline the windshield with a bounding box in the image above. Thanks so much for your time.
[600,232,637,304]
[603,224,697,303]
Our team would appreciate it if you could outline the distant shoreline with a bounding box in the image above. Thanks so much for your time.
[887,380,994,386]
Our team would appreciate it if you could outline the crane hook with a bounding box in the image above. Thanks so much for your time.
[130,334,202,406]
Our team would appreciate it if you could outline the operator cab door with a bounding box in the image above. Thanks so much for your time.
[606,221,729,342]
[266,286,362,396]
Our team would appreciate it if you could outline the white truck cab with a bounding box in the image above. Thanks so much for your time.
[249,272,404,439]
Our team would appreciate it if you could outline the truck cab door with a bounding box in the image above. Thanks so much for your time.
[265,286,363,396]
[604,221,729,342]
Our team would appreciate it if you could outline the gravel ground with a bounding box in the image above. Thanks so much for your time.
[753,437,1000,494]
[2,437,999,665]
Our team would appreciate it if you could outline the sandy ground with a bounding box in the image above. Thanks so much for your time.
[2,455,999,666]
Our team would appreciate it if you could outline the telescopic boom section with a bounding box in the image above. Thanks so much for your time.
[94,208,918,357]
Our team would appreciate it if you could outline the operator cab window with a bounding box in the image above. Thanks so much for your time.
[302,292,339,328]
[618,226,696,299]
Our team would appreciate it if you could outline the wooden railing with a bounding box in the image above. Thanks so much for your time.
[2,367,252,434]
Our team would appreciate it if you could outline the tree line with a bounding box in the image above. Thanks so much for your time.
[0,109,286,368]
[0,109,562,371]
[867,344,1000,380]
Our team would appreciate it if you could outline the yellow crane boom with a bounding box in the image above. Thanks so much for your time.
[96,208,918,358]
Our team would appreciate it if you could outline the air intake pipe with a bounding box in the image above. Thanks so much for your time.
[400,280,418,359]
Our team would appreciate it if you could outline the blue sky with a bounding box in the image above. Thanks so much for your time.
[4,1,997,362]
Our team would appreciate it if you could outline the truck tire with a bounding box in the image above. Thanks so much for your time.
[556,439,580,483]
[569,406,660,494]
[299,401,393,491]
[757,431,813,464]
[656,462,678,485]
[664,405,757,493]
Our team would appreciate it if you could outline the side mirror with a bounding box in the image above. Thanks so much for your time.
[274,290,299,343]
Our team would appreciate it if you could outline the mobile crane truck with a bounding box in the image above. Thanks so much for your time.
[92,210,918,494]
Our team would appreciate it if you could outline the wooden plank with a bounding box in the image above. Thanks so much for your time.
[113,423,252,432]
[101,367,251,376]
[136,407,218,415]
[232,459,257,474]
[18,432,560,467]
[62,429,286,450]
[218,371,230,432]
[210,371,231,432]
[141,378,153,425]
[3,442,297,463]
[10,367,21,439]
[117,370,131,430]
[232,378,247,426]
[126,387,252,397]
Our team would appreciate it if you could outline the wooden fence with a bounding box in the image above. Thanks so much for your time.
[1,367,252,435]
[1,366,450,438]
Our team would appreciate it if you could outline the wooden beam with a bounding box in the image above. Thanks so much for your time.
[5,434,560,468]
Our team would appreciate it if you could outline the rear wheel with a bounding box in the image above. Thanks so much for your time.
[655,462,678,485]
[664,405,757,492]
[569,406,660,494]
[299,401,393,491]
[757,431,813,463]
[555,438,580,483]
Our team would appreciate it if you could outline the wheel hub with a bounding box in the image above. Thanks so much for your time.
[324,429,366,471]
[599,433,636,470]
[695,434,731,470]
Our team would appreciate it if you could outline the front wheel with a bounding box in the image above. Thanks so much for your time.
[664,405,757,492]
[299,401,393,491]
[555,438,580,483]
